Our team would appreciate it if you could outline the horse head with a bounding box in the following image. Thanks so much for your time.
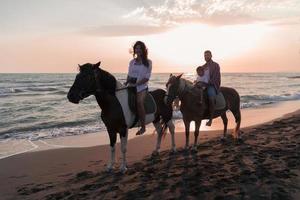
[165,73,183,106]
[67,62,101,104]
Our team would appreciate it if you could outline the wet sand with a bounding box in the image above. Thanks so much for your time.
[0,108,300,199]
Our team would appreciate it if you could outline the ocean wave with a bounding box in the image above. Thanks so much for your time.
[26,87,58,92]
[0,123,103,141]
[241,93,300,102]
[288,83,300,87]
[0,118,100,137]
[0,88,24,94]
[240,101,276,109]
[288,76,300,79]
[0,86,61,97]
[50,90,67,95]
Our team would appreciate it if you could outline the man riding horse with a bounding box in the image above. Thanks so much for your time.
[199,50,221,126]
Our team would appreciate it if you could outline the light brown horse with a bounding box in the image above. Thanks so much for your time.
[166,74,241,151]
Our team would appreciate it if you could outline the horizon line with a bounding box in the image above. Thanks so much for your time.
[1,71,300,74]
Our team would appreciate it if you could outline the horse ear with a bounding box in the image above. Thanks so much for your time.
[94,61,101,68]
[169,73,173,77]
[177,73,183,79]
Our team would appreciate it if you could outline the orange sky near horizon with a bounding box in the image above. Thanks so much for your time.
[0,0,299,73]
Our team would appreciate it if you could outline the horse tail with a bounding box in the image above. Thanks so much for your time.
[228,87,242,138]
[161,120,168,138]
[233,108,241,138]
[161,100,173,138]
[221,86,242,138]
[150,88,173,138]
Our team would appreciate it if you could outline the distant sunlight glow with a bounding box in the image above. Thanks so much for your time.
[144,23,272,69]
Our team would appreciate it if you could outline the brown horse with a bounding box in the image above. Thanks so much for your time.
[166,74,241,151]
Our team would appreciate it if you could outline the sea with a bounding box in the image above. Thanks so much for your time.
[0,73,300,158]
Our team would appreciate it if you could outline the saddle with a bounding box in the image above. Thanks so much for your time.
[115,84,156,128]
[127,87,156,115]
[191,86,226,110]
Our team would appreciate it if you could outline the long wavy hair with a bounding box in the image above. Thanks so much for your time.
[133,41,149,68]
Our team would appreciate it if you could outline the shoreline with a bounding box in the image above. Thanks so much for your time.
[0,104,299,199]
[1,100,300,160]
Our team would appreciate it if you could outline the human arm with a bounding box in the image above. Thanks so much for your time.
[208,63,221,91]
[124,75,130,85]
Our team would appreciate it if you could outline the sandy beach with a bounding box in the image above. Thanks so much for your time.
[0,103,300,199]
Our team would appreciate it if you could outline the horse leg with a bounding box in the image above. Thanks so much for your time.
[120,128,128,173]
[184,119,191,149]
[153,122,163,155]
[107,132,117,172]
[192,120,201,151]
[220,112,228,140]
[167,120,176,153]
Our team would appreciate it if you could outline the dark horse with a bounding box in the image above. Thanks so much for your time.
[166,74,241,151]
[67,62,175,172]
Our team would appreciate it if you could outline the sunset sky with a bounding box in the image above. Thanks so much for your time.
[0,0,299,73]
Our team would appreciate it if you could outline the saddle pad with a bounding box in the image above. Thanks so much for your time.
[115,83,157,128]
[215,92,226,110]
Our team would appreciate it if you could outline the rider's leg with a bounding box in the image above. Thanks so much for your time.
[136,90,146,135]
[206,86,217,126]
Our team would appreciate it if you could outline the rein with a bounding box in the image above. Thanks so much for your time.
[166,78,192,101]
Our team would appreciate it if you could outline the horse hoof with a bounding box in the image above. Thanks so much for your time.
[220,137,226,143]
[152,151,159,157]
[183,147,190,155]
[236,137,243,144]
[169,149,176,155]
[106,166,114,173]
[120,166,128,174]
[191,147,198,153]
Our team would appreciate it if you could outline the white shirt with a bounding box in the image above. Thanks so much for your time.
[196,68,210,84]
[128,59,152,92]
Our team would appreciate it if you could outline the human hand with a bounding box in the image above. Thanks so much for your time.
[128,83,137,87]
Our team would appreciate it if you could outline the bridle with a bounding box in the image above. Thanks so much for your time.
[76,69,104,100]
[166,78,188,101]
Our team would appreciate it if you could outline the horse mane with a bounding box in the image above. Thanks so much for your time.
[97,68,117,94]
[80,63,117,95]
[177,77,194,91]
[181,78,193,87]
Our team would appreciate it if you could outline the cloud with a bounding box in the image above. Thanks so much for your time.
[267,17,300,26]
[79,0,300,37]
[82,25,171,37]
[123,0,300,26]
